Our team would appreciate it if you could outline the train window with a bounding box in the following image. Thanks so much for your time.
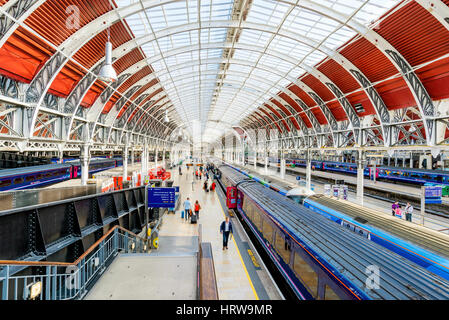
[13,177,24,184]
[252,210,262,230]
[0,179,11,188]
[275,233,290,263]
[244,200,254,220]
[293,252,318,298]
[262,221,273,242]
[44,172,52,178]
[25,176,35,182]
[324,285,340,300]
[36,174,43,180]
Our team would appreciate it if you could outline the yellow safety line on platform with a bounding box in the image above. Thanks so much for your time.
[217,195,259,300]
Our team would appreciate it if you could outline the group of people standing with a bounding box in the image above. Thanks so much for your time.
[182,163,234,250]
[182,197,202,222]
[392,201,413,222]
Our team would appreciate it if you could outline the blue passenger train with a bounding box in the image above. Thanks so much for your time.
[271,158,449,186]
[0,158,120,191]
[217,163,449,300]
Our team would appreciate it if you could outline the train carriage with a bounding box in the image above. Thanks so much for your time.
[217,164,449,300]
[0,164,72,191]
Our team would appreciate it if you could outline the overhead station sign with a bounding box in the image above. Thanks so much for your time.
[425,186,442,204]
[425,186,442,198]
[147,187,176,208]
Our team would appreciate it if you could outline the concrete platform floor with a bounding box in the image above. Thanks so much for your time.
[84,165,282,300]
[84,255,197,300]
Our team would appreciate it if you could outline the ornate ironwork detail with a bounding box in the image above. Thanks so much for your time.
[0,75,19,98]
[294,98,322,134]
[99,73,130,104]
[385,49,434,142]
[325,82,361,128]
[113,85,142,113]
[117,94,150,127]
[64,69,98,114]
[43,93,58,110]
[26,52,65,103]
[0,0,37,40]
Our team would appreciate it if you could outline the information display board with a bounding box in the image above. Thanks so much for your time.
[425,186,442,204]
[425,186,442,198]
[147,187,176,208]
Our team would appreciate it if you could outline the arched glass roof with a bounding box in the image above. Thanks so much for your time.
[115,0,401,143]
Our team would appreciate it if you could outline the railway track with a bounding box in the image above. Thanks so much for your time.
[247,161,449,219]
[309,195,449,259]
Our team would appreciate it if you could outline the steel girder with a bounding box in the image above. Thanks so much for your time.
[0,6,175,149]
[143,55,347,140]
[0,0,447,151]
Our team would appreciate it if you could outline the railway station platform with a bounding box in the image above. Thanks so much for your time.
[230,161,449,235]
[82,166,282,300]
[285,164,449,205]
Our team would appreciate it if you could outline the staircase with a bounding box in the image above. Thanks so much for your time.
[0,226,149,300]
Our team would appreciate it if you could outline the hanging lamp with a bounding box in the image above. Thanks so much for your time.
[98,26,117,83]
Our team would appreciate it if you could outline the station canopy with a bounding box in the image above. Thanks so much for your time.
[116,0,400,143]
[1,0,449,150]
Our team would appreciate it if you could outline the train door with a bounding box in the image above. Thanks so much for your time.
[368,167,380,180]
[226,186,237,209]
[73,165,79,178]
[237,190,244,210]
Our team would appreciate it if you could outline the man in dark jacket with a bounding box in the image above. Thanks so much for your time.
[220,216,233,250]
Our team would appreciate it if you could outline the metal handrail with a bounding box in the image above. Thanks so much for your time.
[0,225,150,300]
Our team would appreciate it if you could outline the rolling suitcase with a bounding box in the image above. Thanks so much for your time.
[181,210,184,219]
[191,213,197,224]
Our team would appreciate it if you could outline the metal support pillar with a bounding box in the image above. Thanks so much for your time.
[410,152,413,168]
[123,146,128,180]
[306,150,312,191]
[155,148,158,169]
[420,186,426,226]
[142,143,148,176]
[280,150,286,180]
[162,149,165,169]
[131,147,134,167]
[80,143,90,186]
[58,149,64,164]
[254,150,257,170]
[357,150,365,206]
[264,156,268,175]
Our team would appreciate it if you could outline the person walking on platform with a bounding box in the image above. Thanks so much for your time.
[194,200,201,219]
[392,201,399,216]
[203,180,208,192]
[210,181,216,192]
[220,216,233,250]
[179,166,182,175]
[395,205,403,219]
[183,197,192,221]
[405,202,413,222]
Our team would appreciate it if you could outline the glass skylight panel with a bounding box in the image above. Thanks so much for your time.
[353,0,401,25]
[303,51,327,66]
[115,0,402,144]
[145,7,167,32]
[227,64,251,73]
[139,42,157,58]
[252,68,281,82]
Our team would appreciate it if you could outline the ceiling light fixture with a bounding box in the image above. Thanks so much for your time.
[98,20,117,83]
